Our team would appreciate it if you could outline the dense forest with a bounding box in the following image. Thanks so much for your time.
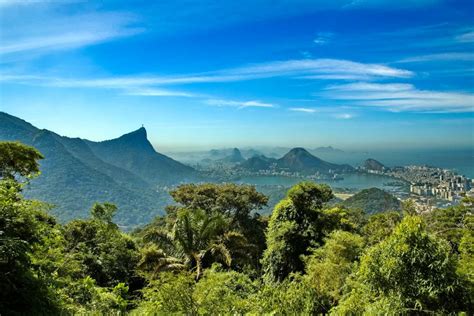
[1,141,473,315]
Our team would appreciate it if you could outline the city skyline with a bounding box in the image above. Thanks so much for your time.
[1,0,473,151]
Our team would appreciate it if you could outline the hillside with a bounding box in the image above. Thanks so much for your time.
[0,112,196,228]
[342,187,401,214]
[218,148,245,164]
[238,155,276,171]
[362,158,386,172]
[85,127,196,185]
[276,148,354,174]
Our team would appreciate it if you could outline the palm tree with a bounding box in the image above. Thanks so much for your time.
[137,244,186,279]
[143,208,251,279]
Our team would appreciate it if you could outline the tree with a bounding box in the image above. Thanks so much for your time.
[62,203,141,288]
[304,230,365,313]
[0,142,60,314]
[424,196,474,252]
[168,183,268,259]
[0,141,44,181]
[362,210,402,246]
[335,216,471,314]
[261,182,334,282]
[144,207,254,280]
[90,202,117,224]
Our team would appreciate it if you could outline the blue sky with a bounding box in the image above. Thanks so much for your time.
[0,0,473,151]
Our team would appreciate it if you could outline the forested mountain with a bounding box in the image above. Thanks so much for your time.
[237,154,277,171]
[342,187,401,214]
[84,127,195,185]
[362,158,387,171]
[276,147,354,174]
[0,112,196,227]
[236,147,354,174]
[218,147,246,164]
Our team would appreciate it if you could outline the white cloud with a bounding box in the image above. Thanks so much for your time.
[397,52,474,63]
[205,99,275,109]
[313,32,333,45]
[456,31,474,43]
[0,58,414,91]
[123,88,196,97]
[0,11,143,57]
[326,82,414,91]
[324,82,474,113]
[333,113,354,119]
[289,107,317,113]
[224,59,413,80]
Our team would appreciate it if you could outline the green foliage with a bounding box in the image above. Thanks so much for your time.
[90,202,118,223]
[342,187,401,215]
[458,229,474,302]
[248,274,315,315]
[262,182,341,282]
[62,203,141,287]
[425,196,474,251]
[194,267,256,315]
[168,183,268,260]
[0,179,61,314]
[336,216,471,314]
[134,272,197,314]
[2,141,473,314]
[0,141,43,180]
[363,210,402,246]
[304,230,365,313]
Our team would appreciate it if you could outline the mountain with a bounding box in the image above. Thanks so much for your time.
[238,155,276,171]
[362,158,386,172]
[276,148,354,174]
[241,148,264,159]
[219,148,245,164]
[342,188,401,214]
[84,127,195,185]
[0,112,195,228]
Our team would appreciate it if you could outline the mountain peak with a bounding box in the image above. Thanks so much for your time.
[287,147,311,155]
[220,147,245,163]
[126,126,147,138]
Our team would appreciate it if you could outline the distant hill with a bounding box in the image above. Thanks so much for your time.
[342,188,401,215]
[236,147,353,175]
[276,148,354,174]
[219,148,245,164]
[242,148,264,159]
[238,155,277,171]
[0,112,195,228]
[362,158,386,172]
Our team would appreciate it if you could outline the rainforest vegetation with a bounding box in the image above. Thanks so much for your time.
[1,141,473,315]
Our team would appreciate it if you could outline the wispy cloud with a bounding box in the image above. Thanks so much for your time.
[222,59,413,80]
[123,88,196,97]
[324,82,474,113]
[397,52,474,63]
[333,113,354,119]
[205,99,276,109]
[289,107,317,113]
[0,11,143,57]
[456,30,474,43]
[0,58,414,90]
[313,32,333,45]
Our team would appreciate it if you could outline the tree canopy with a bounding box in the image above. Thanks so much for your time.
[1,141,472,314]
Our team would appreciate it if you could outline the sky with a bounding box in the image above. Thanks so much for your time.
[0,0,473,152]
